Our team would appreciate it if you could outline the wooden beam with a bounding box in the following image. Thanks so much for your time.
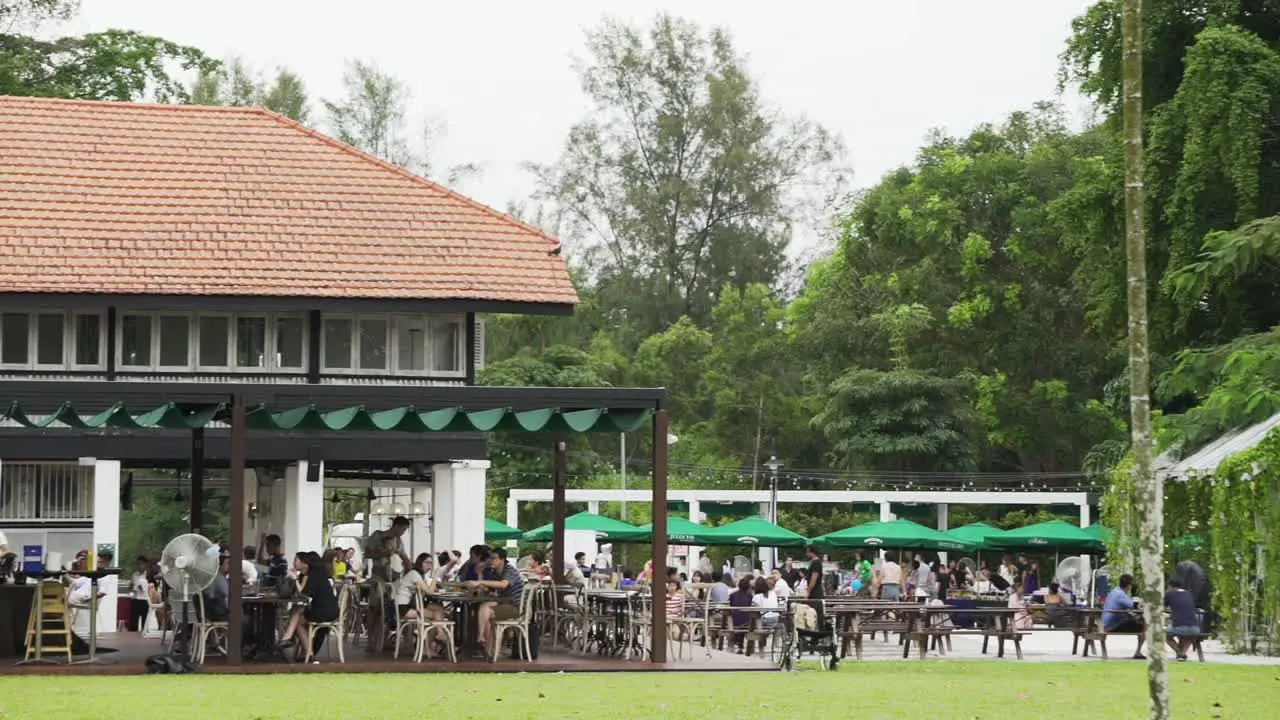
[226,394,247,665]
[189,428,204,534]
[551,436,567,584]
[650,409,669,664]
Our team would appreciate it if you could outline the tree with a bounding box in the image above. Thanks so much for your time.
[532,14,846,339]
[791,107,1121,473]
[1,26,217,102]
[323,59,418,168]
[190,57,311,122]
[1121,0,1170,715]
[322,58,478,184]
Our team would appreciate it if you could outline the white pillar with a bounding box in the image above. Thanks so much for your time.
[937,503,950,564]
[506,495,519,550]
[879,501,892,522]
[267,477,288,543]
[688,500,704,574]
[587,500,600,516]
[92,459,121,633]
[431,460,489,555]
[284,461,324,554]
[1079,504,1091,528]
[757,503,771,572]
[409,485,432,559]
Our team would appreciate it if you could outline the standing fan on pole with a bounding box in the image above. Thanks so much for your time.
[154,534,219,671]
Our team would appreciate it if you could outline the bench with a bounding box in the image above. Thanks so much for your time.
[906,627,1028,659]
[1077,628,1208,661]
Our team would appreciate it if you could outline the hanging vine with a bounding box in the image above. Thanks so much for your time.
[1206,427,1280,653]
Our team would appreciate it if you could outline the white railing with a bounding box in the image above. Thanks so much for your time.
[0,461,94,521]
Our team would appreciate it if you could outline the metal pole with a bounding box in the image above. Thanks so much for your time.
[620,432,627,521]
[551,436,567,585]
[770,466,779,568]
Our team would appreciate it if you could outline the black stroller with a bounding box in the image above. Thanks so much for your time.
[772,598,839,671]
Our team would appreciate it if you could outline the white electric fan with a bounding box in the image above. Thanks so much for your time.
[160,533,220,663]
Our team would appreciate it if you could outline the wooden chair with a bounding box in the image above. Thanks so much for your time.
[305,583,350,664]
[193,593,228,664]
[490,586,538,663]
[24,580,74,663]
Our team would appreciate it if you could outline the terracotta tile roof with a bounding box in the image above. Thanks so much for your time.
[0,95,578,305]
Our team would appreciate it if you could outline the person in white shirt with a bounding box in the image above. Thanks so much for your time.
[769,568,793,599]
[751,577,780,628]
[240,545,260,586]
[434,550,461,583]
[880,556,903,601]
[129,555,152,632]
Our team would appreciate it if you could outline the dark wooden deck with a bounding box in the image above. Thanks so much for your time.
[7,632,775,676]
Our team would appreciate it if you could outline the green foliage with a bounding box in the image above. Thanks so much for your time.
[191,57,311,122]
[532,13,846,339]
[814,368,979,472]
[0,29,217,102]
[1156,327,1280,448]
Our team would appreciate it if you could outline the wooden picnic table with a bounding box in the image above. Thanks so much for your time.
[904,606,1026,659]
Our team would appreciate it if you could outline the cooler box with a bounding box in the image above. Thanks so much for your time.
[22,545,42,574]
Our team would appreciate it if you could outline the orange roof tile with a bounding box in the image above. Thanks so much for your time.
[0,95,578,306]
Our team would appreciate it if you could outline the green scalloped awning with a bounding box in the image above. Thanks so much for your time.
[2,401,652,434]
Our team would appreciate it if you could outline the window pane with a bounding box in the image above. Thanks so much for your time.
[275,316,305,369]
[323,318,353,369]
[358,318,387,370]
[74,314,101,366]
[395,316,427,371]
[236,316,267,368]
[1,313,29,365]
[431,319,461,372]
[198,316,229,367]
[120,315,151,367]
[157,315,190,367]
[35,314,64,365]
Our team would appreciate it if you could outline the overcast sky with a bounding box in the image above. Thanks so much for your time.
[67,0,1095,226]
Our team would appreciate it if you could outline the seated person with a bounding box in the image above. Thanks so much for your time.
[1042,581,1069,626]
[618,570,639,589]
[279,552,340,658]
[751,577,780,629]
[526,550,552,580]
[457,545,491,584]
[396,553,448,656]
[1102,573,1146,659]
[203,554,231,622]
[466,547,523,657]
[1164,578,1200,661]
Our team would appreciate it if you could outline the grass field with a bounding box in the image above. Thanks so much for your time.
[2,663,1277,719]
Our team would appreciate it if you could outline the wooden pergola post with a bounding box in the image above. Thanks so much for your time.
[226,394,247,665]
[551,435,567,584]
[650,409,669,663]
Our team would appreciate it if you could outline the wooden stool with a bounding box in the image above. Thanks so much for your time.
[24,580,74,663]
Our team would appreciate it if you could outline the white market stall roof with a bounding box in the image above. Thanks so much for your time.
[1157,411,1280,481]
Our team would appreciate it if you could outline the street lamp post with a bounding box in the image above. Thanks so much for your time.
[764,454,783,568]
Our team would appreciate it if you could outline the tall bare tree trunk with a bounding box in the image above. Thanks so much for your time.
[1122,1,1169,718]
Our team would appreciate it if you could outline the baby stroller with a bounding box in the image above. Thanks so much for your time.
[773,599,839,671]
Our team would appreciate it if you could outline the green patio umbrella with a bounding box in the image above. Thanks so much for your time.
[943,522,1004,549]
[1170,533,1207,549]
[811,519,975,552]
[700,515,809,547]
[1083,522,1114,544]
[629,515,720,545]
[484,518,523,542]
[522,512,647,543]
[985,520,1104,553]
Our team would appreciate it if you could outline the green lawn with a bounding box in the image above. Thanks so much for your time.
[2,663,1277,719]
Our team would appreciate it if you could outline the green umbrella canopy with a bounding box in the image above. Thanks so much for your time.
[700,516,809,548]
[522,512,647,543]
[1170,533,1207,549]
[985,520,1104,553]
[629,515,720,545]
[484,518,523,542]
[812,519,975,552]
[1083,522,1114,544]
[943,522,1004,548]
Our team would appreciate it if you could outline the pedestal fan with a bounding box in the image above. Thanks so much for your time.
[159,533,220,667]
